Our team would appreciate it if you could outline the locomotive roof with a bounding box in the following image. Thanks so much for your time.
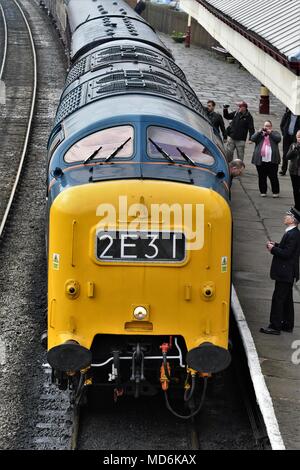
[60,94,214,143]
[67,0,170,60]
[66,0,146,33]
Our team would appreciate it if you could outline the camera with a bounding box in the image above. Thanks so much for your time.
[223,104,230,109]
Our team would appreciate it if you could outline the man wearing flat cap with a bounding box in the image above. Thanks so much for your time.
[223,101,255,162]
[261,207,300,335]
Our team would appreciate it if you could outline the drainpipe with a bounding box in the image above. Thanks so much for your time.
[185,14,192,48]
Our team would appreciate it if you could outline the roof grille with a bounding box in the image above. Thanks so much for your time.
[90,80,177,97]
[54,86,82,125]
[65,58,87,86]
[184,89,205,114]
[169,61,186,81]
[93,71,172,86]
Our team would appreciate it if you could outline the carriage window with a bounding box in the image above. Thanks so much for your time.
[147,127,215,166]
[64,126,134,163]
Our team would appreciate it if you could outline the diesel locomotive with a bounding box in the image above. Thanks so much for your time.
[44,0,232,413]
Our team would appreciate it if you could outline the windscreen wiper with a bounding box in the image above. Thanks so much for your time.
[148,138,174,163]
[105,137,132,162]
[84,146,103,164]
[176,147,196,166]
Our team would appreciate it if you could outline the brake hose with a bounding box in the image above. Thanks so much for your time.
[163,353,171,381]
[164,376,208,420]
[184,374,196,402]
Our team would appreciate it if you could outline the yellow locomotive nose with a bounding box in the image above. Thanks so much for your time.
[47,179,231,374]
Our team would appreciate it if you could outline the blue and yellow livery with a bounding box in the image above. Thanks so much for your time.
[45,0,231,407]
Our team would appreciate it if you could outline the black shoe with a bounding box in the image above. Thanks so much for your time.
[279,171,286,176]
[281,326,293,333]
[260,327,281,335]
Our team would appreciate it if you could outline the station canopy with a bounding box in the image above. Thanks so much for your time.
[180,0,300,113]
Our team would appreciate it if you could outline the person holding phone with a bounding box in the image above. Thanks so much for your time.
[260,208,300,335]
[251,120,281,197]
[287,130,300,210]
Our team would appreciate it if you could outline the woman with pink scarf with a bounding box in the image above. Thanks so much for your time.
[251,120,281,197]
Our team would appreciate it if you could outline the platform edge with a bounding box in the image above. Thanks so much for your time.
[231,285,286,450]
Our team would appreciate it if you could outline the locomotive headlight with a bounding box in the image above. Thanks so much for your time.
[133,306,148,320]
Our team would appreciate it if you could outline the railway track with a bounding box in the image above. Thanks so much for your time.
[0,3,8,80]
[69,388,202,451]
[37,336,263,452]
[35,328,266,451]
[0,0,37,239]
[69,349,263,451]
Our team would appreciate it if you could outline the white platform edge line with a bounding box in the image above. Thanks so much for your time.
[231,285,286,450]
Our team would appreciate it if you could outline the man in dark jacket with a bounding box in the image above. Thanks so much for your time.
[260,207,300,335]
[134,0,146,15]
[287,130,300,210]
[223,101,255,162]
[205,100,227,141]
[279,108,300,175]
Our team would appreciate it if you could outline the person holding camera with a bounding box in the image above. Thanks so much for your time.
[287,130,300,210]
[279,108,300,175]
[251,120,281,197]
[223,101,255,162]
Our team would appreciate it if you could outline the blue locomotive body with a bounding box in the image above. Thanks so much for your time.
[47,0,229,206]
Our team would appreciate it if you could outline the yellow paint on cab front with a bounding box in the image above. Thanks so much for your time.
[48,179,231,354]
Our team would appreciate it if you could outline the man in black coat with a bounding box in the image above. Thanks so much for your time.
[279,108,300,175]
[260,207,300,335]
[205,100,227,141]
[134,0,146,15]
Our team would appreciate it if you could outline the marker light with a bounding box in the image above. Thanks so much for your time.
[133,306,148,320]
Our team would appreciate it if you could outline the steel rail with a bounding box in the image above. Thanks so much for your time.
[0,3,8,80]
[0,0,38,238]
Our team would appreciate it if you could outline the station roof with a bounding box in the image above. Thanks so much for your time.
[181,0,300,113]
[196,0,300,74]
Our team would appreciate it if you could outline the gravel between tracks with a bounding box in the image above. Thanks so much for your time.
[0,0,34,225]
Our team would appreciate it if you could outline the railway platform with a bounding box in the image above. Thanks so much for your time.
[231,132,300,451]
[161,33,300,450]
